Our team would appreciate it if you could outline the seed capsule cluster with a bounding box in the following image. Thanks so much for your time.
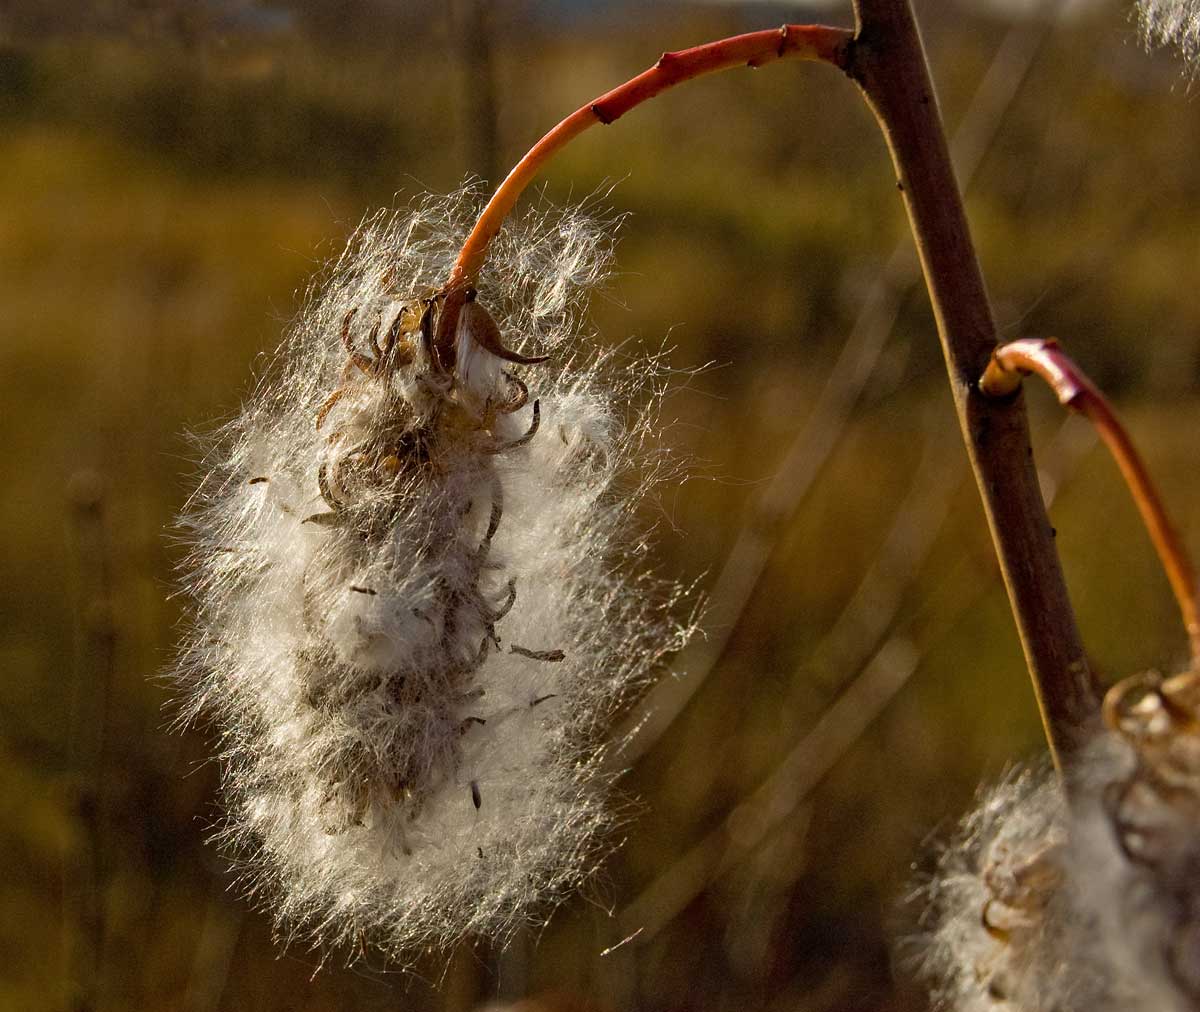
[297,289,550,838]
[175,193,694,960]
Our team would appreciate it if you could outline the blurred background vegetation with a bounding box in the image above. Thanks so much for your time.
[2,0,1198,1008]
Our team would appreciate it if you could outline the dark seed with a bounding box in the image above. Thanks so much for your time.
[510,645,566,663]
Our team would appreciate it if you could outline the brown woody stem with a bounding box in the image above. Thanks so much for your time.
[438,23,852,351]
[441,3,1101,768]
[848,0,1096,768]
[982,339,1200,665]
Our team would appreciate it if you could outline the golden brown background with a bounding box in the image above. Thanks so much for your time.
[3,0,1198,1008]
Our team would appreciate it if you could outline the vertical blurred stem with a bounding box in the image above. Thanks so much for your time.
[453,0,501,186]
[847,0,1096,767]
[63,471,116,1012]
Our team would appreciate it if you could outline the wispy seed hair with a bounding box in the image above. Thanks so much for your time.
[173,187,695,963]
[1137,0,1200,67]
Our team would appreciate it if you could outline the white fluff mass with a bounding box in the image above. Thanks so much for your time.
[173,190,694,960]
[908,668,1200,1011]
[908,765,1083,1012]
[1137,0,1200,65]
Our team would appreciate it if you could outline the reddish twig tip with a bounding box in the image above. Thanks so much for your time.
[434,23,852,352]
[982,338,1200,667]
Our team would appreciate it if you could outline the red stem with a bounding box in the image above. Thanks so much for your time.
[436,23,852,350]
[982,338,1200,666]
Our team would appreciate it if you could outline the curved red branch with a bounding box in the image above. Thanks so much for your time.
[982,338,1200,666]
[435,23,852,353]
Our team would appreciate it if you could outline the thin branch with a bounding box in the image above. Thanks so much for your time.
[434,2,1096,772]
[982,338,1200,664]
[437,23,853,352]
[848,0,1096,768]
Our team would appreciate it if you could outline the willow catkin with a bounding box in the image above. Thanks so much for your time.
[906,765,1083,1012]
[908,668,1200,1011]
[173,190,695,961]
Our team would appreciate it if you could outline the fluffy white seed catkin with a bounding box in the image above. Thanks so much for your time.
[906,764,1085,1012]
[174,190,694,960]
[908,670,1200,1011]
[1137,0,1200,66]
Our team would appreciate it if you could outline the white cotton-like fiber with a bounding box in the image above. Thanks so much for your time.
[1066,670,1200,1011]
[1137,0,1200,65]
[907,669,1200,1011]
[905,764,1084,1012]
[173,189,695,961]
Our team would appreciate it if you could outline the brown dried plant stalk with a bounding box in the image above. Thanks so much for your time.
[845,0,1094,767]
[442,1,1099,770]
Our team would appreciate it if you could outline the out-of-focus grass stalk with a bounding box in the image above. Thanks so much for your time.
[617,418,1091,946]
[453,0,500,187]
[617,431,959,941]
[183,895,242,1012]
[62,471,117,1012]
